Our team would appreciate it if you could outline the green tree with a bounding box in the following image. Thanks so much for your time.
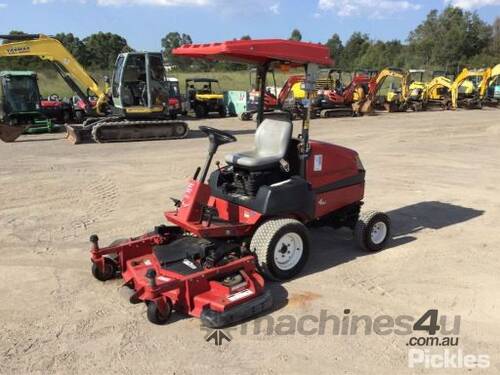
[325,33,344,67]
[83,32,131,70]
[161,32,195,70]
[408,6,492,69]
[342,32,370,70]
[489,16,500,57]
[54,33,89,67]
[289,29,302,41]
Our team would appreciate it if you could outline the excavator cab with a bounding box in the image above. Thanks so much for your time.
[111,52,169,118]
[0,71,41,122]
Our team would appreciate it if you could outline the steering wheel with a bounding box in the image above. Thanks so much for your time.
[199,126,237,147]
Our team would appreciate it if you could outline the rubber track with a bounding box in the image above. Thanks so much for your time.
[91,119,189,143]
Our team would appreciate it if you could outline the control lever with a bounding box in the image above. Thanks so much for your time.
[170,198,181,212]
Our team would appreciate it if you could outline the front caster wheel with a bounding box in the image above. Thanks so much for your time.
[250,218,310,281]
[146,300,172,325]
[91,257,117,281]
[354,211,391,252]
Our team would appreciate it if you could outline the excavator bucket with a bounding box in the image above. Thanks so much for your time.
[64,124,93,144]
[358,99,374,115]
[0,123,29,142]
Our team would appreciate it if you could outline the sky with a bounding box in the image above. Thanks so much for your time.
[0,0,499,51]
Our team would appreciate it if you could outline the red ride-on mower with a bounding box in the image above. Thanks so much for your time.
[89,39,391,328]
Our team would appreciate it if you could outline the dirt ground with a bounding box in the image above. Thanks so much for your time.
[1,109,499,374]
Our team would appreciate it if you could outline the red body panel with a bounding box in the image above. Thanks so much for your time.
[165,180,262,238]
[40,100,64,108]
[307,140,365,218]
[168,97,180,110]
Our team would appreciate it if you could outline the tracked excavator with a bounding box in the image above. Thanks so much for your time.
[367,68,409,112]
[0,34,188,143]
[482,64,500,107]
[422,75,453,110]
[450,68,490,110]
[240,73,306,121]
[313,69,373,117]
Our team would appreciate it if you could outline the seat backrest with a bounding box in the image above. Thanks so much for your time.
[254,119,292,157]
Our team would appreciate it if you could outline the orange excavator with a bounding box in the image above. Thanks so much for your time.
[313,69,374,117]
[239,73,305,121]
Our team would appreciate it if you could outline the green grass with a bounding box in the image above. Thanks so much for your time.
[37,69,110,98]
[35,69,297,98]
[171,71,294,93]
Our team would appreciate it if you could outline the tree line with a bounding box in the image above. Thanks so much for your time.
[0,6,498,75]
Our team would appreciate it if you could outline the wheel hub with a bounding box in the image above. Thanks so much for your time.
[370,222,388,245]
[274,233,303,271]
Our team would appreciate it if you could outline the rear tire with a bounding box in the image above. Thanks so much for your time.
[194,103,208,118]
[250,219,309,281]
[354,211,391,252]
[239,112,252,121]
[146,300,172,325]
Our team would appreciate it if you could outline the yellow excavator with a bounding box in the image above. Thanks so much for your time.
[0,34,188,143]
[422,72,453,110]
[450,68,490,110]
[407,69,427,110]
[482,64,500,107]
[368,68,410,112]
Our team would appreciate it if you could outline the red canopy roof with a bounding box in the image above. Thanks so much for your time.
[172,39,333,67]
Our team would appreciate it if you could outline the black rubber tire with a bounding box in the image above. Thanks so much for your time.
[250,218,309,281]
[219,106,227,118]
[91,257,117,281]
[194,103,208,118]
[354,211,391,252]
[239,112,252,121]
[146,300,172,325]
